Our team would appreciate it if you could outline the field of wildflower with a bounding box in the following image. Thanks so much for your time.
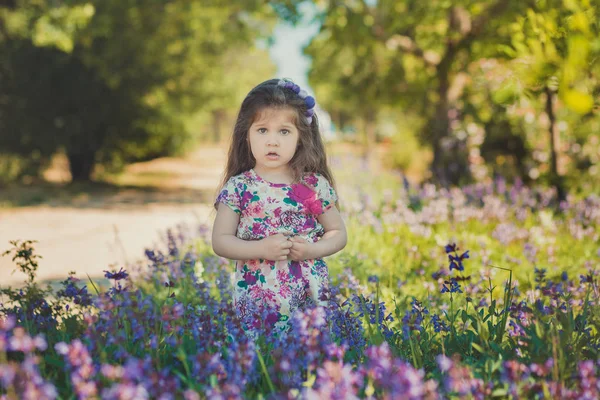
[1,176,599,399]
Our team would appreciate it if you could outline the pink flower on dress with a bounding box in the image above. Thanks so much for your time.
[249,285,278,305]
[304,174,318,186]
[277,269,292,297]
[246,201,266,218]
[289,261,303,279]
[247,259,260,271]
[243,271,258,286]
[240,190,255,210]
[289,183,323,215]
[280,210,307,231]
[251,222,266,238]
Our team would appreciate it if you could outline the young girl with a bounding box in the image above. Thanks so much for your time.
[212,78,347,335]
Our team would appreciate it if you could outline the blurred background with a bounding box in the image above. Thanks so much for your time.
[1,0,599,284]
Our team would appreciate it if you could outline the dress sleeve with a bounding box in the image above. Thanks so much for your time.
[215,176,242,214]
[315,173,338,214]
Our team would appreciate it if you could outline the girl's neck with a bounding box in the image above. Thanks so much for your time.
[252,166,295,185]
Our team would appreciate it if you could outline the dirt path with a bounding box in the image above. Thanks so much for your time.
[0,142,392,287]
[0,145,228,287]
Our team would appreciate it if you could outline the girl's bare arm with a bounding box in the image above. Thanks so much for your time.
[306,206,347,259]
[212,204,291,261]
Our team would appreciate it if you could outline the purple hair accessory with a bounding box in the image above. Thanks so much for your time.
[277,78,316,124]
[304,96,316,109]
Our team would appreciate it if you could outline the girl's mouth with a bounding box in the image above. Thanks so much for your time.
[266,152,279,160]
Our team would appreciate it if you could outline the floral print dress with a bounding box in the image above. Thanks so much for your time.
[215,169,338,334]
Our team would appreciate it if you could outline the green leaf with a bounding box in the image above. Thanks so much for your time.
[492,81,521,105]
[209,374,218,388]
[562,89,594,114]
[472,342,485,354]
[283,197,298,206]
[479,322,490,342]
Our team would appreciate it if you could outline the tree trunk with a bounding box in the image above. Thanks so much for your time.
[545,86,566,202]
[427,59,471,187]
[212,109,225,143]
[430,71,451,185]
[67,152,95,182]
[362,109,376,165]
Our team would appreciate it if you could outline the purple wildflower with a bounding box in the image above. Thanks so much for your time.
[57,277,93,307]
[441,278,463,294]
[303,360,361,399]
[361,342,439,399]
[55,339,98,399]
[445,243,457,254]
[401,298,428,339]
[431,314,450,333]
[104,267,129,281]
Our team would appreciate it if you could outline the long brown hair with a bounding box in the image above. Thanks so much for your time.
[217,79,336,202]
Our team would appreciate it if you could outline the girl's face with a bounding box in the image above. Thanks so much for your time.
[248,107,299,176]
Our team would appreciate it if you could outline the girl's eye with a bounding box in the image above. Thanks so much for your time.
[280,129,290,135]
[258,128,267,134]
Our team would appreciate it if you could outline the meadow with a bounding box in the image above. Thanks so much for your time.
[1,170,599,399]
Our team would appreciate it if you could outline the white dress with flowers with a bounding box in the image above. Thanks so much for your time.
[215,169,337,333]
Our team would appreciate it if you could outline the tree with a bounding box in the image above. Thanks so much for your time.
[498,0,599,200]
[277,0,533,185]
[0,1,277,181]
[304,4,406,160]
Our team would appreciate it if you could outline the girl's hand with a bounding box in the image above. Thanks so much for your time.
[288,236,315,261]
[260,233,293,261]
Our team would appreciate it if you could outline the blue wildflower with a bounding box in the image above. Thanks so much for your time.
[534,268,547,288]
[401,298,428,339]
[57,277,93,307]
[445,243,457,254]
[431,314,450,333]
[441,278,463,294]
[449,251,469,271]
[104,267,129,281]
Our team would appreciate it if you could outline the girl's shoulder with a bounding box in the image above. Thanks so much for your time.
[225,170,256,187]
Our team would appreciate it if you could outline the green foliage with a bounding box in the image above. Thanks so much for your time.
[1,186,599,398]
[292,0,535,184]
[0,1,278,181]
[381,111,430,175]
[275,0,600,190]
[0,154,26,186]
